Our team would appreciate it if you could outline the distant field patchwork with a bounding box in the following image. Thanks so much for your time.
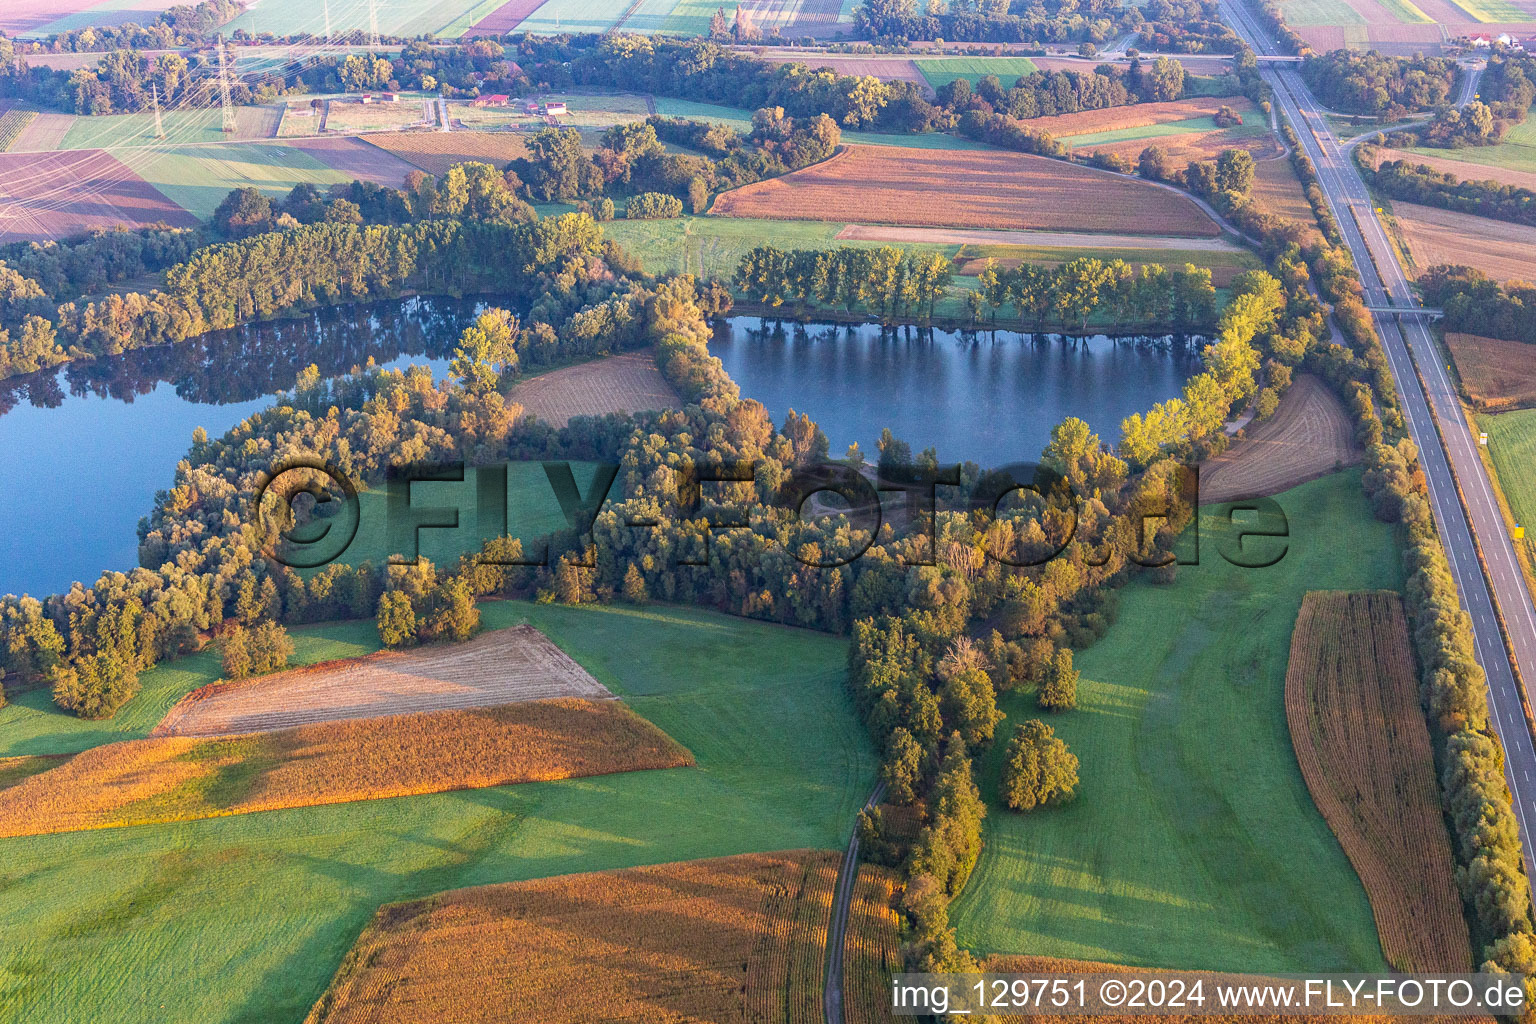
[223,0,508,38]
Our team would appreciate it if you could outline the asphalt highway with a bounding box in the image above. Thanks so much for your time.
[1224,0,1536,894]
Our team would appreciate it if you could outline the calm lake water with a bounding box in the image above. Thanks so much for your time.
[0,298,471,600]
[0,306,1200,600]
[712,318,1201,468]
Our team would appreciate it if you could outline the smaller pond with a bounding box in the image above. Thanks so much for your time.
[0,297,481,600]
[711,318,1204,469]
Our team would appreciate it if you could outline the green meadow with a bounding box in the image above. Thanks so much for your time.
[951,471,1399,973]
[0,601,872,1024]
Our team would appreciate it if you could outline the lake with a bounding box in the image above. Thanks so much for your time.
[711,318,1201,468]
[0,307,1201,600]
[0,298,471,600]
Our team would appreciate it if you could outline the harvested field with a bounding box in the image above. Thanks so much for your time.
[1391,200,1536,283]
[784,0,858,38]
[154,624,612,737]
[0,108,37,152]
[323,97,433,133]
[0,148,197,243]
[363,129,531,176]
[0,697,691,837]
[0,0,99,34]
[1381,145,1536,192]
[1252,155,1323,241]
[983,955,1490,1024]
[1024,97,1258,139]
[10,111,74,152]
[281,136,418,187]
[759,52,926,86]
[712,144,1222,237]
[1201,375,1358,503]
[1076,124,1283,173]
[304,851,840,1024]
[1284,591,1472,972]
[465,0,547,33]
[843,865,902,1024]
[508,350,680,427]
[1448,331,1536,411]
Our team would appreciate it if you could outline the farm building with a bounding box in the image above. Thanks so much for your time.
[543,101,567,115]
[474,93,510,108]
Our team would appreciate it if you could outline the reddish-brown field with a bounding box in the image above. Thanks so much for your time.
[281,136,418,187]
[154,625,613,737]
[10,111,73,151]
[465,0,551,34]
[362,129,531,176]
[508,350,680,427]
[0,0,104,33]
[1448,332,1536,411]
[305,851,840,1024]
[1285,591,1472,973]
[1201,375,1358,503]
[1026,97,1256,138]
[0,697,691,837]
[1392,200,1536,283]
[1079,126,1283,174]
[983,956,1489,1023]
[0,148,197,243]
[712,144,1221,237]
[1251,155,1323,242]
[1375,146,1536,193]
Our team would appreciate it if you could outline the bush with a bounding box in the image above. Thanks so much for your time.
[221,622,294,680]
[377,590,417,647]
[50,653,139,720]
[1000,719,1079,811]
[1036,647,1079,711]
[625,192,684,219]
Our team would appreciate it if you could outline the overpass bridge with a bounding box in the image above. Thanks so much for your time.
[1363,304,1444,317]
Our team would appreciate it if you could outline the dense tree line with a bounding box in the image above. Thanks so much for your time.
[936,57,1190,122]
[0,195,632,381]
[734,245,953,322]
[0,227,199,301]
[511,110,839,210]
[1364,156,1536,228]
[1299,50,1457,117]
[1419,265,1536,344]
[853,0,1235,51]
[973,255,1218,331]
[854,0,1126,46]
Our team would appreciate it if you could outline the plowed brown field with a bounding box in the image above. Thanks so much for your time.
[710,144,1221,237]
[1025,97,1255,138]
[1201,375,1359,503]
[1252,155,1323,242]
[305,851,841,1024]
[508,350,679,426]
[0,148,196,243]
[1448,331,1536,411]
[0,697,692,837]
[1285,591,1472,973]
[154,624,612,736]
[1376,146,1536,193]
[363,129,531,175]
[1392,200,1536,283]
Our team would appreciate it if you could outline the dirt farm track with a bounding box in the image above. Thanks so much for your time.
[153,625,613,737]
